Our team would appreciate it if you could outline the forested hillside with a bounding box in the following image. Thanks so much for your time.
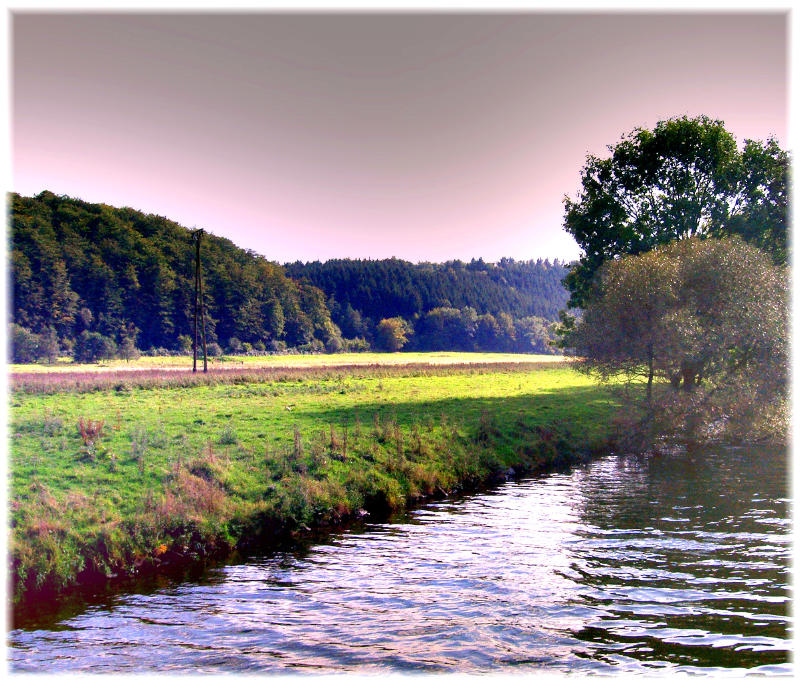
[285,257,569,321]
[286,258,570,353]
[10,191,338,359]
[10,191,570,360]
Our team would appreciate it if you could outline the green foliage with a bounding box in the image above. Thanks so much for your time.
[287,256,570,352]
[11,192,571,359]
[11,324,43,363]
[9,191,336,357]
[206,342,224,357]
[563,237,788,444]
[73,331,117,363]
[563,116,789,308]
[375,317,412,352]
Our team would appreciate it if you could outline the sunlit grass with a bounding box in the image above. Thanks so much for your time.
[9,362,615,604]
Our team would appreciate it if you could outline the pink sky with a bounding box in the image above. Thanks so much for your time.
[12,13,787,263]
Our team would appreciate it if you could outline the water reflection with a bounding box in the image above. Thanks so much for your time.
[568,447,790,671]
[9,447,791,674]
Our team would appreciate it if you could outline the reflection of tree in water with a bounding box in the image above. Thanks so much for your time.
[565,447,790,670]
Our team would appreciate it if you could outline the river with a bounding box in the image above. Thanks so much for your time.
[9,445,791,674]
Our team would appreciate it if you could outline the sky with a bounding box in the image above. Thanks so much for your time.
[11,11,788,264]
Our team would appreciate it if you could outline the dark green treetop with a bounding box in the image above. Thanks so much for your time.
[563,116,788,308]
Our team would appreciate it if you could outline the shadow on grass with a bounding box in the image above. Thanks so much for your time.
[297,383,620,445]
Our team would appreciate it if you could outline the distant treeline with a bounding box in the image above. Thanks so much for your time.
[10,192,569,361]
[286,258,570,353]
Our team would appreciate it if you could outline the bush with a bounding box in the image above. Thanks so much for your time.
[375,317,412,352]
[118,337,141,362]
[206,342,223,357]
[10,324,42,363]
[324,335,344,353]
[73,331,117,363]
[268,340,287,354]
[343,337,371,352]
[298,339,325,354]
[177,335,193,355]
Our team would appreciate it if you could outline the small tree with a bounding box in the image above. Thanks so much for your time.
[177,334,193,355]
[562,237,787,445]
[206,341,224,357]
[10,324,41,363]
[38,326,60,363]
[73,330,118,363]
[375,317,412,352]
[119,337,141,362]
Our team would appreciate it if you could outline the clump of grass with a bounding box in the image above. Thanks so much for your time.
[218,422,238,446]
[42,411,63,436]
[293,424,303,458]
[131,424,149,465]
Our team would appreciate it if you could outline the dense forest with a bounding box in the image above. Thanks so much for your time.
[286,258,569,353]
[10,192,570,361]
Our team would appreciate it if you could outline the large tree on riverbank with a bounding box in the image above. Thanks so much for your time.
[562,116,788,308]
[562,237,788,445]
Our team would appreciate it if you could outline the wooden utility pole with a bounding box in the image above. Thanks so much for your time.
[192,229,208,373]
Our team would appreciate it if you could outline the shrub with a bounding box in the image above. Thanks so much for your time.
[218,422,238,445]
[177,335,193,354]
[118,337,141,362]
[343,337,371,352]
[268,340,287,353]
[324,335,344,353]
[10,324,42,363]
[73,331,117,363]
[206,342,223,357]
[375,317,412,352]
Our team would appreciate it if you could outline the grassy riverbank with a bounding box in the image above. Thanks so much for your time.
[10,357,617,605]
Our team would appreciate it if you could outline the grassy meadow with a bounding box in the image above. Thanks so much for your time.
[9,354,616,605]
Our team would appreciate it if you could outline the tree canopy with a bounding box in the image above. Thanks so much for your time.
[562,116,788,308]
[562,237,788,444]
[10,192,568,361]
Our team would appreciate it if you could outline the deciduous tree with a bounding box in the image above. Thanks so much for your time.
[563,116,788,308]
[562,237,787,444]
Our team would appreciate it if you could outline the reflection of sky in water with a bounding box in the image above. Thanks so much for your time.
[10,448,791,674]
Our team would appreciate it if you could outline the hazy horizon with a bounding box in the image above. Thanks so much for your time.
[12,12,787,264]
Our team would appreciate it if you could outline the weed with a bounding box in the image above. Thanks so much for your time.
[131,424,149,462]
[77,417,106,461]
[293,424,303,459]
[218,422,238,445]
[41,411,63,436]
[77,418,104,447]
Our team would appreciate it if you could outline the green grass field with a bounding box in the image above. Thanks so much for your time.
[9,356,616,605]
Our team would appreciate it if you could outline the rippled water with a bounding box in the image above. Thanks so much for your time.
[9,446,791,674]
